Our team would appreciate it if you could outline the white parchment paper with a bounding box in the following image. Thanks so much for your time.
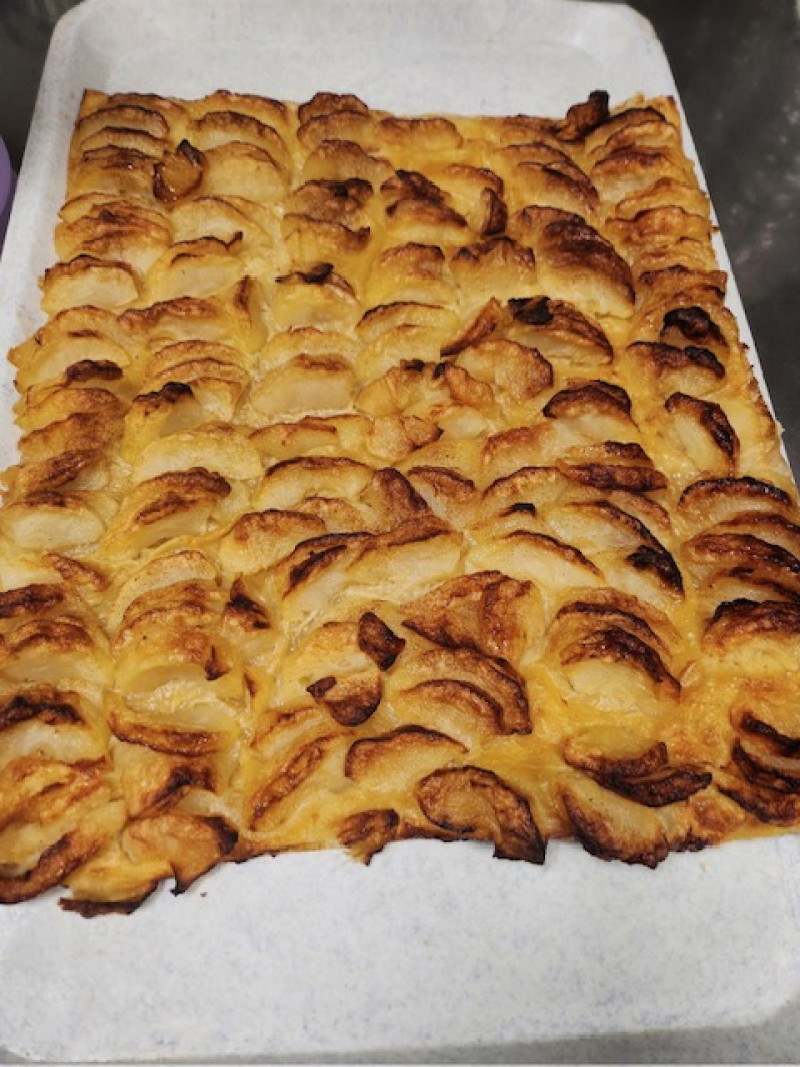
[0,1,798,1060]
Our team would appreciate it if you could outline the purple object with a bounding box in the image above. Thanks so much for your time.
[0,137,16,252]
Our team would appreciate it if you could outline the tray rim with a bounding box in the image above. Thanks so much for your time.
[0,0,799,1061]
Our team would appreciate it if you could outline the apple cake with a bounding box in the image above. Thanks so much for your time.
[0,87,798,914]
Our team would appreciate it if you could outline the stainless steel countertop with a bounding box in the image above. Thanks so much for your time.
[0,1,799,1062]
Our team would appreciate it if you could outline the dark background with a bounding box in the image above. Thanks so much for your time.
[1,0,798,474]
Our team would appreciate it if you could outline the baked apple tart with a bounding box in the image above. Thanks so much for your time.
[0,87,797,913]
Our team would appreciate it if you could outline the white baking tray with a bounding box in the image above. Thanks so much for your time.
[1,0,800,1062]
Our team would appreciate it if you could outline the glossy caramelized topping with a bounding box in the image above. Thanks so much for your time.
[0,88,798,913]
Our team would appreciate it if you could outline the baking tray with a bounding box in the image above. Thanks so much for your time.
[1,0,800,1061]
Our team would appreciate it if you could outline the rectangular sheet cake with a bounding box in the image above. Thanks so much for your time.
[0,85,799,915]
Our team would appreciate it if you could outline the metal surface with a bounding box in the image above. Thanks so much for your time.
[0,1,799,1062]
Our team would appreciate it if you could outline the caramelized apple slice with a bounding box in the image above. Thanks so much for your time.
[417,765,545,863]
[153,140,205,203]
[559,776,669,867]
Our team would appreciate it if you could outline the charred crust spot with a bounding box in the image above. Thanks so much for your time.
[330,177,371,199]
[251,735,335,824]
[591,441,650,462]
[357,611,406,669]
[565,740,668,779]
[381,169,445,203]
[627,342,725,379]
[268,455,368,477]
[0,583,64,619]
[0,830,101,905]
[542,218,633,295]
[543,380,631,419]
[406,678,507,735]
[385,198,467,229]
[151,764,215,809]
[307,675,337,699]
[401,571,529,659]
[506,530,601,574]
[603,768,713,807]
[572,501,659,547]
[138,381,194,406]
[408,466,476,503]
[719,780,800,825]
[507,297,613,358]
[401,358,426,373]
[480,187,508,236]
[120,295,211,330]
[134,468,231,526]
[15,491,71,509]
[684,345,725,376]
[679,476,792,512]
[370,466,432,519]
[77,100,170,136]
[672,831,712,855]
[509,295,553,325]
[291,177,373,221]
[135,493,196,527]
[307,673,382,726]
[687,533,800,574]
[558,90,610,141]
[234,275,256,313]
[561,625,680,694]
[298,92,370,123]
[204,645,228,681]
[559,463,668,493]
[225,597,269,629]
[555,600,664,650]
[60,891,158,917]
[167,814,239,896]
[276,261,335,285]
[732,740,800,794]
[452,235,535,270]
[599,104,667,130]
[373,519,448,550]
[8,618,92,658]
[225,581,270,631]
[739,712,800,757]
[288,543,349,591]
[626,544,684,594]
[110,712,220,757]
[26,449,100,492]
[345,725,464,781]
[639,264,726,295]
[338,808,400,862]
[407,647,530,734]
[0,689,83,730]
[204,814,239,858]
[80,147,154,173]
[706,598,800,641]
[661,306,725,345]
[64,359,124,383]
[440,298,503,356]
[665,392,739,459]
